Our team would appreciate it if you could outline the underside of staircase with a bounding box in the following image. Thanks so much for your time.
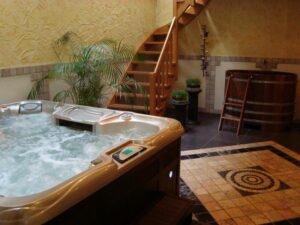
[177,0,210,27]
[108,0,210,116]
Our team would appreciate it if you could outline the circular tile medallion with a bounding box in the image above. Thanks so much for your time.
[225,168,281,194]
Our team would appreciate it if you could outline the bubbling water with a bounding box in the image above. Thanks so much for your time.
[0,113,157,197]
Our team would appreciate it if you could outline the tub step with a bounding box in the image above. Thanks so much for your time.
[135,195,194,225]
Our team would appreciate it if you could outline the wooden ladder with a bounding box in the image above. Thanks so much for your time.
[218,75,253,135]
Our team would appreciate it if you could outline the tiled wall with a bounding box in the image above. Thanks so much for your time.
[178,56,300,115]
[0,64,52,100]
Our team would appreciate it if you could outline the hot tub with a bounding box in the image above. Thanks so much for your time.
[0,101,183,225]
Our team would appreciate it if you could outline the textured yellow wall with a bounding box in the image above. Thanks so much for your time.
[156,0,173,28]
[0,0,156,68]
[179,0,300,58]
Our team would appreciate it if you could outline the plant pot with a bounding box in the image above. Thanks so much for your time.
[186,85,201,124]
[171,98,188,128]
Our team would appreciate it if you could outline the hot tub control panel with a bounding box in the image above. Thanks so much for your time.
[112,145,147,163]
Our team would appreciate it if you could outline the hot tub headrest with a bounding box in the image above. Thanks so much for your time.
[19,101,43,114]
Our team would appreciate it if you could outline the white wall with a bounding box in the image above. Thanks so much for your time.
[174,60,206,109]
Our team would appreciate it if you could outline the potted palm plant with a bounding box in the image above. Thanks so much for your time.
[28,32,140,107]
[171,89,188,127]
[186,78,201,123]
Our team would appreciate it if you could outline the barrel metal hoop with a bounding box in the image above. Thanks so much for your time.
[244,118,290,125]
[225,77,296,85]
[227,98,295,107]
[226,106,294,116]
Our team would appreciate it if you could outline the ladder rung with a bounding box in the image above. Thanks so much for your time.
[222,116,240,122]
[224,102,243,107]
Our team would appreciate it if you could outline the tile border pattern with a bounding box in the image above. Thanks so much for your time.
[179,55,300,113]
[180,144,300,225]
[181,145,300,167]
[2,56,300,110]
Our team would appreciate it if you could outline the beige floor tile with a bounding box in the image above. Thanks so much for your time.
[268,199,289,210]
[194,187,208,195]
[254,202,274,212]
[181,175,196,183]
[225,207,245,218]
[263,210,285,222]
[217,218,238,225]
[283,189,300,198]
[202,200,222,211]
[224,190,242,199]
[204,185,221,194]
[249,213,270,225]
[211,192,228,202]
[259,193,277,202]
[218,184,234,192]
[196,194,215,204]
[233,216,255,225]
[218,199,236,209]
[245,195,264,204]
[291,206,300,215]
[231,198,250,207]
[210,210,231,221]
[200,179,216,186]
[277,209,298,219]
[285,199,300,208]
[239,204,260,216]
[213,178,228,185]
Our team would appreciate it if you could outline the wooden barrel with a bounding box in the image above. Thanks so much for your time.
[225,70,297,131]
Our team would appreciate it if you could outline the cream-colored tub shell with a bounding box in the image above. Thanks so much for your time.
[0,101,183,225]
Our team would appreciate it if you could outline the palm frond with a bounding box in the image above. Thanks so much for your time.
[28,32,136,107]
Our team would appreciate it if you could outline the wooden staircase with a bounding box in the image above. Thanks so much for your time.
[108,1,210,116]
[108,18,177,116]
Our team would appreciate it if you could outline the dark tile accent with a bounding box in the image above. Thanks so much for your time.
[181,145,300,167]
[218,166,290,196]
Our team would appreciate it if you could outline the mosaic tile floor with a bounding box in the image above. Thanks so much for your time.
[180,141,300,225]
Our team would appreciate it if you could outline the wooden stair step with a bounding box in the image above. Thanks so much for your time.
[109,104,149,112]
[145,41,165,45]
[224,102,243,107]
[116,92,168,100]
[222,115,240,122]
[128,82,150,87]
[153,32,168,36]
[117,93,149,98]
[132,60,157,65]
[127,71,154,75]
[127,82,170,88]
[138,51,161,55]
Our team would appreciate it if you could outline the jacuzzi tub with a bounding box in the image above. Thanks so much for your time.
[0,101,183,225]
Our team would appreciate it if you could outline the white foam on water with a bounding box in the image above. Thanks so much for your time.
[0,113,157,197]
